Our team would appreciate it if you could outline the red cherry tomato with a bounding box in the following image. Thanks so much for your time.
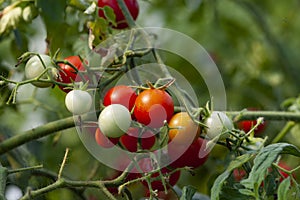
[168,138,209,169]
[168,112,200,145]
[95,128,119,148]
[237,120,266,136]
[103,85,137,111]
[134,89,174,128]
[98,0,139,29]
[120,128,156,152]
[276,162,294,182]
[237,108,266,135]
[233,168,247,182]
[57,56,86,92]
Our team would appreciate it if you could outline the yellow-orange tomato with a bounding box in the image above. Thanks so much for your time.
[168,112,200,144]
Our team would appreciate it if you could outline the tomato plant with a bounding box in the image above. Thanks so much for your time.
[65,90,92,115]
[24,55,57,88]
[168,112,200,144]
[57,56,86,92]
[1,1,300,200]
[119,127,156,152]
[98,104,132,138]
[97,0,139,29]
[95,128,119,148]
[134,89,174,128]
[103,85,137,111]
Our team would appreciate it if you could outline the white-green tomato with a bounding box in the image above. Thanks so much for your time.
[205,111,233,140]
[65,90,92,115]
[98,104,132,138]
[25,55,57,88]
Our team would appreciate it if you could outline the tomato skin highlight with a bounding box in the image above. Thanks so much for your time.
[103,85,137,111]
[98,104,132,138]
[134,89,174,128]
[120,128,156,152]
[57,56,86,92]
[25,55,57,88]
[95,128,119,148]
[97,0,139,29]
[168,112,200,145]
[168,138,209,169]
[65,90,92,115]
[205,111,233,140]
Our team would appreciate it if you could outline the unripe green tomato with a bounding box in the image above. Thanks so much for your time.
[25,55,57,88]
[65,90,92,115]
[205,111,233,140]
[98,104,132,138]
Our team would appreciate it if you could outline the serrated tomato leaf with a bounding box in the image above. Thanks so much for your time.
[277,177,291,200]
[180,185,197,200]
[211,154,253,200]
[103,6,117,26]
[241,143,300,197]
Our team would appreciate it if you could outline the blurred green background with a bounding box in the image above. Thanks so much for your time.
[1,0,300,199]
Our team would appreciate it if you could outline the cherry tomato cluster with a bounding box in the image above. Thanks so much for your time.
[94,84,213,191]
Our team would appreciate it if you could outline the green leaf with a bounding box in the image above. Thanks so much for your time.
[221,186,254,200]
[287,181,300,200]
[241,143,300,196]
[22,4,38,22]
[238,189,255,197]
[0,7,22,35]
[103,6,116,26]
[36,0,67,52]
[277,177,291,200]
[264,174,277,196]
[84,2,96,15]
[211,154,253,200]
[227,154,253,172]
[180,185,197,200]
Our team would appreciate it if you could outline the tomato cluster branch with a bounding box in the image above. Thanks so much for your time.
[228,110,300,122]
[0,116,77,155]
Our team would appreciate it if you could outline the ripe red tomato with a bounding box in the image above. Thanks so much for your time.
[120,128,156,152]
[57,56,86,92]
[103,85,137,111]
[237,120,265,136]
[237,108,266,135]
[168,138,209,169]
[275,162,294,182]
[134,89,174,128]
[168,112,200,145]
[97,0,139,29]
[95,128,119,148]
[233,168,247,182]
